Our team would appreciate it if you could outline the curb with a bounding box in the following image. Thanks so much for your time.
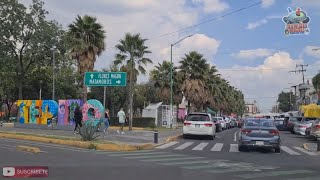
[16,145,42,153]
[154,134,182,148]
[0,132,153,152]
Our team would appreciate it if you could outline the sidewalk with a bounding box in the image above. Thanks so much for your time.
[0,126,182,146]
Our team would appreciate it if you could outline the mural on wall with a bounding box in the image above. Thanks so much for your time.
[58,99,83,125]
[17,100,58,125]
[82,99,104,126]
[17,99,104,126]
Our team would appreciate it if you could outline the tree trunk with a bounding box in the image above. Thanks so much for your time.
[187,101,190,114]
[81,85,87,102]
[18,79,23,100]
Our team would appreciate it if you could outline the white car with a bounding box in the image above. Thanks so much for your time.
[216,117,226,130]
[183,112,216,140]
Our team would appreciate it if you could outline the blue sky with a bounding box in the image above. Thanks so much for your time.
[21,0,320,112]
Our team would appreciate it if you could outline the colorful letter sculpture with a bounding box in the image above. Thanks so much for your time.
[17,100,58,125]
[82,99,105,126]
[17,99,104,127]
[58,99,83,125]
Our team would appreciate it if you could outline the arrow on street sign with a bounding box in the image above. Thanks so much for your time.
[84,72,127,86]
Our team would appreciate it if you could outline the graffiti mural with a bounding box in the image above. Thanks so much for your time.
[17,100,58,125]
[17,99,103,126]
[58,99,83,125]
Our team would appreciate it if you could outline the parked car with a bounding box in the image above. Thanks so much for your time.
[183,112,216,140]
[219,118,227,130]
[286,116,303,134]
[224,117,231,129]
[274,119,286,131]
[238,118,281,153]
[230,119,237,128]
[293,117,316,136]
[309,119,320,140]
[212,117,222,132]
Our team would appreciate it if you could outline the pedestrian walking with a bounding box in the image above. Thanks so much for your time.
[74,106,83,134]
[117,108,126,134]
[104,109,110,133]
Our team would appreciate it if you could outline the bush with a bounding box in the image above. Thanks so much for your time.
[79,120,100,141]
[108,117,155,128]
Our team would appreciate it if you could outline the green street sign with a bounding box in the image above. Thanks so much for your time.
[84,72,127,86]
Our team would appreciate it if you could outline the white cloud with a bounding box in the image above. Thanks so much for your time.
[192,0,229,13]
[160,34,221,65]
[247,15,282,30]
[262,0,275,8]
[291,0,320,8]
[303,46,320,58]
[233,48,275,60]
[220,52,304,112]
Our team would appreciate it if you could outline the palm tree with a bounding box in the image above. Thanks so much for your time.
[179,51,210,112]
[150,61,183,105]
[114,33,152,83]
[67,15,106,101]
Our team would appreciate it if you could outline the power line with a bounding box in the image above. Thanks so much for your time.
[289,64,308,84]
[148,1,263,40]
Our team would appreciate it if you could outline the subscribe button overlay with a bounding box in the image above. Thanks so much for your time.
[2,166,49,178]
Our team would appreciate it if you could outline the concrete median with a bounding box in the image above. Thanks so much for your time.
[0,132,155,151]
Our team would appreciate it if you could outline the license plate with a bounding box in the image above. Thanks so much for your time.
[195,124,200,128]
[256,141,264,146]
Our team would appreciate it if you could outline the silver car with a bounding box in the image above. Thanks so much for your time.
[309,119,320,139]
[293,118,316,136]
[238,118,281,153]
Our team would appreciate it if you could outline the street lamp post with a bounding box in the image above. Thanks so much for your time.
[51,46,56,101]
[39,80,43,100]
[170,35,193,128]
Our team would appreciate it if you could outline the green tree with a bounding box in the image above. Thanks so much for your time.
[277,91,293,112]
[67,15,106,101]
[0,0,65,99]
[312,73,320,102]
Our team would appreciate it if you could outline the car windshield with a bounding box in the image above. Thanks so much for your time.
[245,119,275,127]
[304,118,316,122]
[186,114,210,121]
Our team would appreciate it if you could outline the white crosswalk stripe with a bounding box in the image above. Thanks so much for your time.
[192,143,208,151]
[293,147,318,156]
[211,143,224,151]
[156,141,178,149]
[174,142,194,150]
[229,144,239,152]
[281,146,301,155]
[155,141,319,156]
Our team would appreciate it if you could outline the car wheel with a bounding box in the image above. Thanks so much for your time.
[238,145,246,152]
[290,130,295,134]
[275,147,281,153]
[209,135,214,140]
[183,134,188,139]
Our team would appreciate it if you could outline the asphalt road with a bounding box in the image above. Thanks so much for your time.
[1,128,319,180]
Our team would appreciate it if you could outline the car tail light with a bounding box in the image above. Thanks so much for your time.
[184,122,191,126]
[204,123,213,127]
[241,129,252,134]
[269,130,279,136]
[298,125,308,128]
[315,125,320,129]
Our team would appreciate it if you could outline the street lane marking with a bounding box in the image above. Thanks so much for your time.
[237,170,314,179]
[156,141,178,149]
[174,142,194,150]
[125,154,184,159]
[95,150,154,154]
[293,147,318,156]
[281,146,301,155]
[108,152,166,157]
[192,143,208,151]
[142,157,204,162]
[229,144,239,152]
[160,160,211,166]
[234,131,239,142]
[211,143,224,151]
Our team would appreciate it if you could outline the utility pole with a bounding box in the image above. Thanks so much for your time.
[129,45,134,131]
[289,64,308,105]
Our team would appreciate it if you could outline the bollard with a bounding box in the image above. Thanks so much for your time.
[154,130,158,144]
[0,121,3,127]
[317,138,320,151]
